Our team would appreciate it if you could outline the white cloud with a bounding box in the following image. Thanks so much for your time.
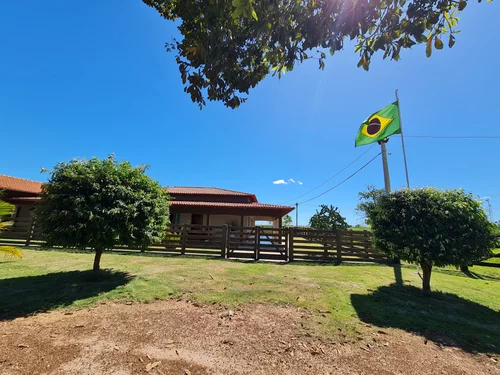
[273,178,304,185]
[273,179,287,185]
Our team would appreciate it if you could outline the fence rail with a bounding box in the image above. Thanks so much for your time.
[0,219,389,263]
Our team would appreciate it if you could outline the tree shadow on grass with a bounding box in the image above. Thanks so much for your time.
[434,268,500,281]
[0,270,134,321]
[351,284,500,354]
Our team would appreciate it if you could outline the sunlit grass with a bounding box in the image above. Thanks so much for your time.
[1,249,499,353]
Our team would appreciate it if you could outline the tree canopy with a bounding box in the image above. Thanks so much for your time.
[309,204,348,231]
[366,188,494,294]
[36,155,170,271]
[282,214,293,228]
[143,0,474,108]
[356,185,385,225]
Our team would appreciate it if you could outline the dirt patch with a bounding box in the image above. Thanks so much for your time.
[0,300,498,374]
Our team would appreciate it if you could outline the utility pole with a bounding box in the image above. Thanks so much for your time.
[379,138,399,265]
[379,139,391,194]
[485,198,493,221]
[295,202,299,227]
[395,89,410,189]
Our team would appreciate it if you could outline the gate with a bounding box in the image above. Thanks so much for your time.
[257,227,288,261]
[226,226,288,261]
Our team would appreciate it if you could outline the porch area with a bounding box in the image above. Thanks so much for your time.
[169,202,291,228]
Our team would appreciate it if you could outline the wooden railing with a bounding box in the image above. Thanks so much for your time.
[0,222,389,264]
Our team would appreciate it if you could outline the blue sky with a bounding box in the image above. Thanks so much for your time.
[1,1,499,225]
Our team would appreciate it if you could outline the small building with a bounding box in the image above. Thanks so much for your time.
[0,175,294,227]
[168,187,293,228]
[0,175,41,219]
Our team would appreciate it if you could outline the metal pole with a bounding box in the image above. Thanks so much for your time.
[295,202,299,227]
[395,89,410,189]
[380,139,399,265]
[486,198,493,221]
[380,140,391,194]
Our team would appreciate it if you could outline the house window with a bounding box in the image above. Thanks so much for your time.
[169,213,180,224]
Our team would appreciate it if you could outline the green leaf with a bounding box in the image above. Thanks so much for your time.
[357,57,364,68]
[0,200,15,217]
[362,56,369,71]
[448,35,456,48]
[458,0,467,11]
[417,34,428,43]
[251,9,258,20]
[426,38,433,57]
[434,37,444,50]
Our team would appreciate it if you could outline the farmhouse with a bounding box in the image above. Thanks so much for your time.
[0,175,294,228]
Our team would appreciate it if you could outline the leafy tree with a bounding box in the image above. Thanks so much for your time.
[282,214,293,228]
[309,205,348,231]
[366,188,494,295]
[0,199,22,259]
[143,0,475,109]
[36,155,170,272]
[355,185,385,226]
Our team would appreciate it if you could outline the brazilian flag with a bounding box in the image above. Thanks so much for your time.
[355,102,401,147]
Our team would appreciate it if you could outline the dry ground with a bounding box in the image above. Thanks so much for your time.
[1,300,498,375]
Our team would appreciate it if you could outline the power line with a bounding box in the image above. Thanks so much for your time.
[280,144,376,205]
[298,152,381,205]
[406,135,500,139]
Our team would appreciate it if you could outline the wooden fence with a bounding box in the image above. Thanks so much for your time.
[0,218,389,263]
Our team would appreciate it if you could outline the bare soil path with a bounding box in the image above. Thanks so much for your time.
[1,300,498,375]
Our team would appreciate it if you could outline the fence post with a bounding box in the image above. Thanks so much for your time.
[181,224,188,255]
[335,230,342,264]
[284,228,289,262]
[255,226,260,260]
[221,224,228,258]
[289,227,294,262]
[323,236,329,260]
[25,216,35,246]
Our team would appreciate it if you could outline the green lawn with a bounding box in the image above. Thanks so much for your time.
[1,249,499,354]
[479,249,500,265]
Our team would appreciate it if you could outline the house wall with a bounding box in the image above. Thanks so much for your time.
[208,215,255,227]
[174,213,255,227]
[14,203,35,219]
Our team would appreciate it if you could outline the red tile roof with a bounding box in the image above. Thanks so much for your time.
[167,187,252,196]
[0,175,42,194]
[5,197,294,214]
[170,201,292,209]
[167,187,257,202]
[0,176,292,213]
[171,200,294,214]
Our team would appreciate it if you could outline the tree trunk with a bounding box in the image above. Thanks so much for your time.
[460,265,469,273]
[93,248,104,272]
[420,261,432,296]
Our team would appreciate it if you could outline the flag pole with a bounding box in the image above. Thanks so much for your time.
[380,138,399,264]
[379,139,391,194]
[395,89,410,189]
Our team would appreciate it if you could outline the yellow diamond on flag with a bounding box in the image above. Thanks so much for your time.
[355,102,401,147]
[361,115,394,138]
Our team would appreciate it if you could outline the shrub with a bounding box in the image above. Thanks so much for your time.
[366,188,494,294]
[36,155,170,271]
[309,205,348,231]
